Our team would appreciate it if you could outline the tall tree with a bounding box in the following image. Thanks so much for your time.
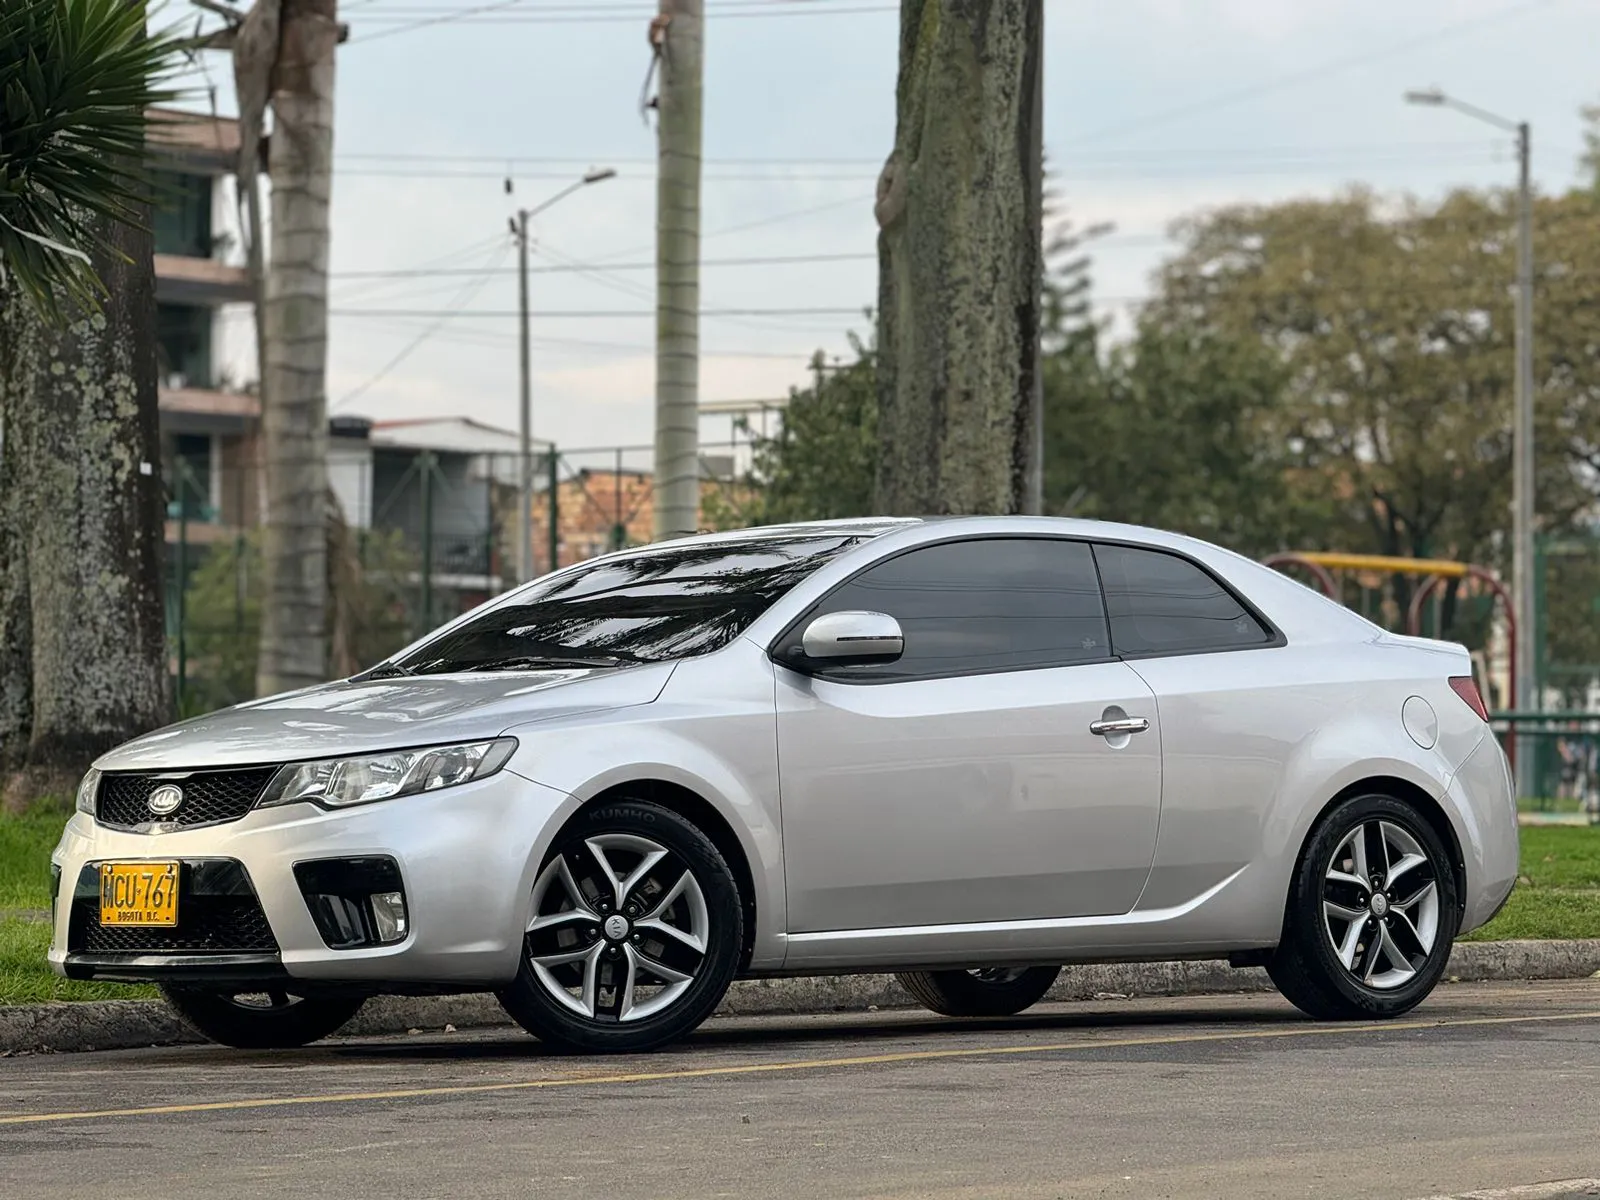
[1580,100,1600,194]
[874,0,1044,515]
[737,344,879,526]
[0,0,179,806]
[1150,188,1598,570]
[211,0,340,695]
[1044,318,1328,556]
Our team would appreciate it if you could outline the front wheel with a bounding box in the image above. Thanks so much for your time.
[1268,793,1461,1021]
[497,799,743,1054]
[160,986,365,1049]
[896,966,1061,1017]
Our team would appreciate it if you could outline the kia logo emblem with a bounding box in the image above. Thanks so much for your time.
[148,784,184,817]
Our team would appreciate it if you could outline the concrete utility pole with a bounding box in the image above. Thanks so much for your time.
[1405,88,1537,795]
[509,168,615,583]
[653,0,704,540]
[1023,0,1045,516]
[515,207,532,584]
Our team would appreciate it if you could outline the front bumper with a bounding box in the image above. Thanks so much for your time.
[50,769,575,988]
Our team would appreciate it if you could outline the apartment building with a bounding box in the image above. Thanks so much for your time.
[148,106,258,545]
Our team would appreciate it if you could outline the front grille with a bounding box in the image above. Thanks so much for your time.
[96,766,279,829]
[68,861,279,955]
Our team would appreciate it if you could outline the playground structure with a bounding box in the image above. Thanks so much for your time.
[1263,550,1600,817]
[1262,552,1516,710]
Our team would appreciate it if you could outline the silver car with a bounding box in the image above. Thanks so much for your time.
[50,517,1519,1053]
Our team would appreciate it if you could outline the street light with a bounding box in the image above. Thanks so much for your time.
[1405,87,1536,795]
[508,167,618,585]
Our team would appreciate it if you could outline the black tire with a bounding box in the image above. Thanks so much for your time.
[1268,793,1461,1021]
[497,799,743,1054]
[160,985,365,1049]
[896,966,1061,1018]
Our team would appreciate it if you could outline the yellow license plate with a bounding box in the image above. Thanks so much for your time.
[99,862,180,927]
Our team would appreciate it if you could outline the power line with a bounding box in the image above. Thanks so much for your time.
[329,306,869,319]
[330,251,878,281]
[1063,0,1564,147]
[347,0,537,45]
[333,140,1499,168]
[333,243,512,410]
[602,194,875,264]
[335,153,1512,183]
[338,153,878,165]
[334,317,850,360]
[333,231,511,303]
[354,7,896,18]
[348,0,892,42]
[354,0,881,12]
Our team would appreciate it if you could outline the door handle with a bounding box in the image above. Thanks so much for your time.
[1090,716,1150,737]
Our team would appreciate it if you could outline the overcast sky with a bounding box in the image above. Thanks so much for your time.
[184,0,1600,461]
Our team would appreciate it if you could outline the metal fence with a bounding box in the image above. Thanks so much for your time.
[163,438,760,714]
[1492,713,1600,821]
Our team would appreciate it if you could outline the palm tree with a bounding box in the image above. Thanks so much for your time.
[0,0,181,807]
[0,0,179,318]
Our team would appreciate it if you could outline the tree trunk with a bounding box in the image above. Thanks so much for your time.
[0,285,40,775]
[874,0,1044,516]
[0,210,171,809]
[256,0,338,695]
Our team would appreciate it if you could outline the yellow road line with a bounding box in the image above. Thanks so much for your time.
[4,1009,1598,1127]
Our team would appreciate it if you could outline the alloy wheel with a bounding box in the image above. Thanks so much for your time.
[1321,819,1441,990]
[525,832,711,1023]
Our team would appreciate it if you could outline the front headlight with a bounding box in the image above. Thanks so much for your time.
[257,738,517,810]
[76,768,102,815]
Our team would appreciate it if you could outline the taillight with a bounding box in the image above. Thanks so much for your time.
[1449,676,1489,722]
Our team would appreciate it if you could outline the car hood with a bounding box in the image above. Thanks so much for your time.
[95,663,675,772]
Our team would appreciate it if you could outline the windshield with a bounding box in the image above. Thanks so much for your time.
[390,533,867,674]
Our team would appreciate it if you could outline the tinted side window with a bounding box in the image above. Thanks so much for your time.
[804,538,1111,681]
[1093,543,1272,656]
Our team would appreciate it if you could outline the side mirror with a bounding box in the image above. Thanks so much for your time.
[796,610,904,666]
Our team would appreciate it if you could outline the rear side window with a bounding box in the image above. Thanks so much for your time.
[801,537,1111,681]
[1093,543,1273,656]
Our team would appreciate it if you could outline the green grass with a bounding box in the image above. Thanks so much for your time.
[1458,824,1600,942]
[0,919,155,1004]
[0,805,66,910]
[1458,889,1600,942]
[1518,795,1590,814]
[0,805,155,1003]
[1514,825,1600,889]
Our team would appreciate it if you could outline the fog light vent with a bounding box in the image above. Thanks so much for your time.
[294,857,409,949]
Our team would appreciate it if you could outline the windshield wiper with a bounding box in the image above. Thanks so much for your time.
[362,662,414,680]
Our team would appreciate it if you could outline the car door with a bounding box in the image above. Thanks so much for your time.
[773,536,1163,934]
[1089,540,1285,913]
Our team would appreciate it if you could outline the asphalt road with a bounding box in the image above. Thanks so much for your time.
[2,980,1599,1199]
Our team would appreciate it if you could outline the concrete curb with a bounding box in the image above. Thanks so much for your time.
[5,939,1598,1057]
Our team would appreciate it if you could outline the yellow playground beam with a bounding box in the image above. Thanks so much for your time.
[1288,552,1471,578]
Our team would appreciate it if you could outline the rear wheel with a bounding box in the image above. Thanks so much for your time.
[160,986,365,1049]
[497,799,743,1054]
[1268,793,1460,1020]
[896,966,1061,1017]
